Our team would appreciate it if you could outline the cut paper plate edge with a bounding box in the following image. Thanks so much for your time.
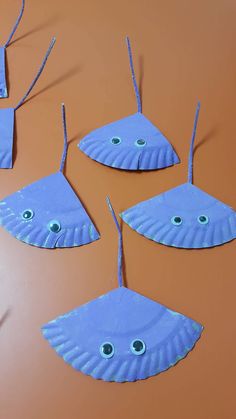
[0,202,100,248]
[120,210,236,249]
[41,319,203,382]
[0,86,8,98]
[79,139,179,171]
[0,148,13,169]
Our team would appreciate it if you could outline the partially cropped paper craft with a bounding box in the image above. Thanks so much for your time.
[42,198,203,382]
[78,37,179,170]
[121,103,236,249]
[0,37,56,168]
[0,104,100,248]
[0,0,25,98]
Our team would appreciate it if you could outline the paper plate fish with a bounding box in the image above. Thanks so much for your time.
[0,104,100,248]
[121,103,236,248]
[78,37,179,171]
[42,198,203,382]
[0,36,56,169]
[0,0,25,98]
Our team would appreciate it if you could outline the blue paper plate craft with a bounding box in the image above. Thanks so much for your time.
[0,0,25,98]
[0,37,56,169]
[78,37,179,171]
[0,104,100,248]
[121,102,236,248]
[42,197,203,382]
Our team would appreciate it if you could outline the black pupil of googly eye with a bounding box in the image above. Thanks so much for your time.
[132,340,144,352]
[111,137,121,144]
[136,139,146,146]
[174,216,182,224]
[49,222,61,233]
[199,216,207,223]
[102,343,113,356]
[22,210,33,220]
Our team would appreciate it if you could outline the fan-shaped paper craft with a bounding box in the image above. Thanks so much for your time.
[79,113,179,170]
[121,182,236,249]
[0,105,100,249]
[0,37,56,169]
[121,103,236,248]
[42,286,202,382]
[78,37,179,171]
[0,172,99,248]
[42,198,203,382]
[0,0,25,98]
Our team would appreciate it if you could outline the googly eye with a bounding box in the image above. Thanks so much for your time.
[197,215,209,225]
[21,209,34,220]
[110,137,121,145]
[100,342,115,359]
[135,139,146,147]
[47,220,61,233]
[171,216,183,226]
[130,339,146,356]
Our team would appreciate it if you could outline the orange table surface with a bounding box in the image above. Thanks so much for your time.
[0,1,235,418]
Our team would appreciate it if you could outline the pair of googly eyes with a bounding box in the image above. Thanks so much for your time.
[21,209,61,233]
[100,339,146,359]
[110,137,146,147]
[171,215,209,226]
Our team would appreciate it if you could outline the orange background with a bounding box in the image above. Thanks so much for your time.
[0,1,235,418]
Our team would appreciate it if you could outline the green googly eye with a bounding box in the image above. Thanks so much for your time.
[197,215,209,225]
[130,339,146,355]
[100,342,115,359]
[47,220,61,233]
[171,216,183,226]
[110,137,121,145]
[135,139,146,147]
[22,209,34,220]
